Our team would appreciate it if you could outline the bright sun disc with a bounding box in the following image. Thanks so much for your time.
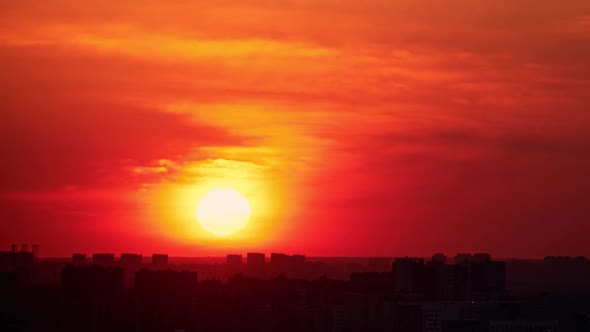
[196,188,251,236]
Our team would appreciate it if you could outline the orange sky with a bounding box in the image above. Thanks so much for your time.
[1,0,590,257]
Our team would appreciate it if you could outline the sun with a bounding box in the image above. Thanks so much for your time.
[196,188,252,236]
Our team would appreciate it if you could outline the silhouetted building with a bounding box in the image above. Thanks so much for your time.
[432,253,447,264]
[32,244,39,259]
[226,254,243,267]
[576,313,590,332]
[120,253,142,266]
[92,253,115,266]
[0,246,17,269]
[271,253,290,268]
[394,302,522,332]
[120,253,142,288]
[0,270,17,293]
[0,244,37,269]
[442,320,488,332]
[454,254,506,300]
[270,253,306,275]
[134,269,198,332]
[472,253,492,264]
[0,251,12,270]
[62,265,124,296]
[350,272,394,292]
[459,301,520,321]
[425,260,454,300]
[477,261,506,297]
[489,320,559,332]
[72,253,87,266]
[292,254,306,265]
[367,257,391,272]
[14,251,35,268]
[152,253,168,267]
[422,303,459,332]
[135,269,198,296]
[393,257,425,294]
[247,252,265,276]
[455,254,473,265]
[394,303,423,332]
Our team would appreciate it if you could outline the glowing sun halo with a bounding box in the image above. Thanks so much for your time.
[196,188,251,236]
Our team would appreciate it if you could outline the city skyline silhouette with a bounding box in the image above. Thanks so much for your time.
[3,246,590,331]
